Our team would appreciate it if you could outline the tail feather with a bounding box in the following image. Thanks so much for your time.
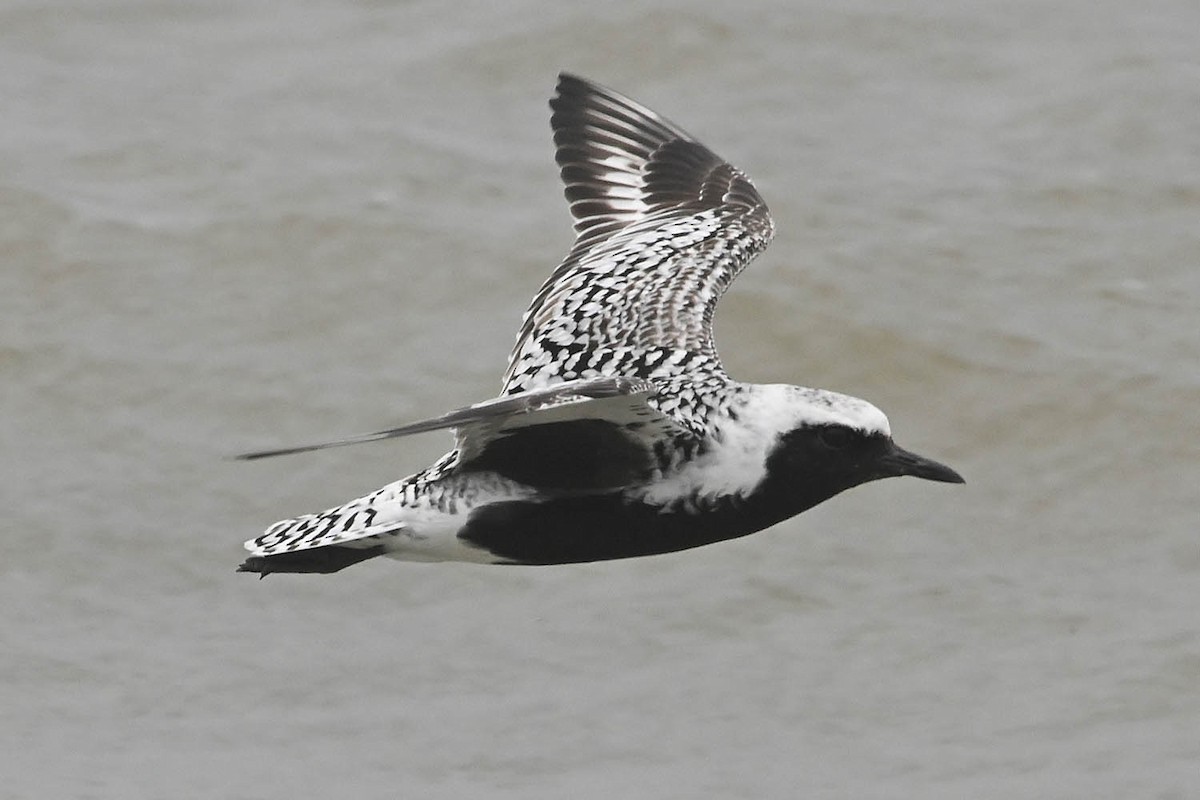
[237,545,386,578]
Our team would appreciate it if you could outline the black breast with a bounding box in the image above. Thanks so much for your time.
[456,416,877,564]
[458,434,868,564]
[457,482,826,565]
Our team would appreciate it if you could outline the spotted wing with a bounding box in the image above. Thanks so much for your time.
[502,73,776,397]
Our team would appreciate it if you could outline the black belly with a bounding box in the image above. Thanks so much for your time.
[457,490,802,565]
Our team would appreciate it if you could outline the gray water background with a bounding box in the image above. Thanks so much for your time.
[3,1,1198,798]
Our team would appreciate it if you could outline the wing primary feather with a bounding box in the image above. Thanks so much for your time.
[500,74,774,395]
[235,376,655,461]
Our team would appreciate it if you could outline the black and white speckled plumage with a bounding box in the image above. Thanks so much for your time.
[237,74,963,576]
[503,75,774,432]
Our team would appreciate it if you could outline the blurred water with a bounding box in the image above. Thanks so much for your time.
[3,2,1198,798]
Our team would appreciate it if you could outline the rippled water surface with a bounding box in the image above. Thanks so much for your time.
[4,2,1198,798]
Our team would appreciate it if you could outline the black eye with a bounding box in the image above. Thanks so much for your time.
[817,426,854,450]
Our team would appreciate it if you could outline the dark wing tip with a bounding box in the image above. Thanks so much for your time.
[548,74,768,244]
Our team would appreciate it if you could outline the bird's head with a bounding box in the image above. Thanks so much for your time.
[758,385,964,504]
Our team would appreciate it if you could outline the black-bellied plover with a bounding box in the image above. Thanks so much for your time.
[237,74,964,575]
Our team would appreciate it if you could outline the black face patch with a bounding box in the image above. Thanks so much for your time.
[458,419,653,491]
[767,425,894,490]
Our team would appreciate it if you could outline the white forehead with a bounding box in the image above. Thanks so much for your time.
[754,384,892,437]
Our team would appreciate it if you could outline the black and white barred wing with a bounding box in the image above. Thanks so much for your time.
[502,73,776,395]
[241,377,690,557]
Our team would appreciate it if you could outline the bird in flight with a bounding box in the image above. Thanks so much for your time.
[237,73,964,576]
